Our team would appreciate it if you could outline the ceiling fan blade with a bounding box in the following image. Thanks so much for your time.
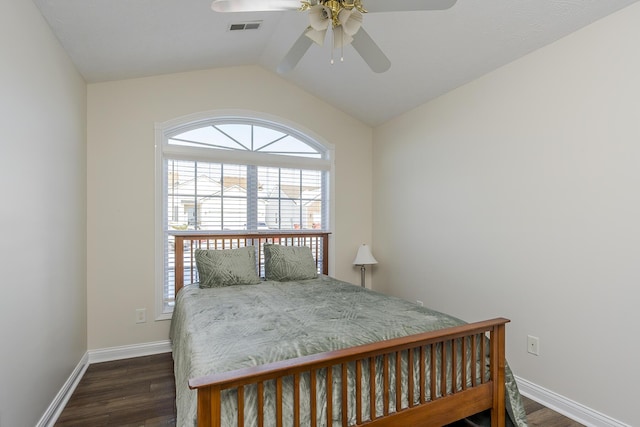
[364,0,457,13]
[211,0,301,13]
[277,31,314,74]
[351,28,390,73]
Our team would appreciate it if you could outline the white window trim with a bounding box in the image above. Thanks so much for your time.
[154,109,335,321]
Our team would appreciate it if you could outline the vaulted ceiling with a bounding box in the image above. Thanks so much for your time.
[33,0,638,126]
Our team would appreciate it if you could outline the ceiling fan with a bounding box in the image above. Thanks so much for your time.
[211,0,458,74]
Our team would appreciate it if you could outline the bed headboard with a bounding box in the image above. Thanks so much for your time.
[170,231,330,295]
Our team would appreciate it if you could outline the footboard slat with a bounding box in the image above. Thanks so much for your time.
[481,334,487,384]
[419,346,426,405]
[257,381,264,427]
[440,342,447,397]
[461,338,467,391]
[395,351,402,412]
[355,360,363,424]
[237,385,244,426]
[189,318,510,427]
[276,377,283,427]
[452,339,458,394]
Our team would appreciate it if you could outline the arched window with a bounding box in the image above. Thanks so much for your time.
[156,113,332,316]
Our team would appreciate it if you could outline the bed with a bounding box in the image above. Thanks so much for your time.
[168,231,528,427]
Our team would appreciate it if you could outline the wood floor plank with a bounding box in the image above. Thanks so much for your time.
[56,352,583,427]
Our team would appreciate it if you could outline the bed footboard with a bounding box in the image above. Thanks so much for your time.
[189,317,509,427]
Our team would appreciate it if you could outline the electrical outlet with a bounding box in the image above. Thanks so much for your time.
[135,308,146,324]
[416,300,424,307]
[527,335,540,355]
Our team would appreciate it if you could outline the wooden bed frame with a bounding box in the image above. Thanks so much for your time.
[171,231,509,427]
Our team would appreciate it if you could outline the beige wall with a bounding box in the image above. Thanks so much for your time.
[0,1,87,426]
[87,66,373,349]
[373,3,640,425]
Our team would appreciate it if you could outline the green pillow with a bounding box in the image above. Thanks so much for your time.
[194,246,260,288]
[264,244,318,281]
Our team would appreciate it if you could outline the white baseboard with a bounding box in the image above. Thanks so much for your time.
[88,339,172,363]
[38,340,172,427]
[515,376,629,427]
[36,352,89,427]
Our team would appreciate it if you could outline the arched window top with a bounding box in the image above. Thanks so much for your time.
[167,119,326,159]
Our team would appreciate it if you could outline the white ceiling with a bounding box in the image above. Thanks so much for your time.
[33,0,638,126]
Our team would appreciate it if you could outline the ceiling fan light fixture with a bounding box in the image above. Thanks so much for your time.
[308,5,331,31]
[338,8,362,36]
[304,26,328,45]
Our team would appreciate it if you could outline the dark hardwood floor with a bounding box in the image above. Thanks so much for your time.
[55,352,583,426]
[55,353,176,426]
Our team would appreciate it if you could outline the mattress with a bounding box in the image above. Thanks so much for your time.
[170,275,528,427]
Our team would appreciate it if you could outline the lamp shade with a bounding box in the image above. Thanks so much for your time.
[353,244,378,265]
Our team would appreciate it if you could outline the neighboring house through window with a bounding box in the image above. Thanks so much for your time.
[155,112,333,318]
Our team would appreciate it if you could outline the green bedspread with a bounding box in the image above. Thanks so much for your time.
[170,275,528,427]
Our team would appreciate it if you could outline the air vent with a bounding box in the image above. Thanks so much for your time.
[229,21,262,31]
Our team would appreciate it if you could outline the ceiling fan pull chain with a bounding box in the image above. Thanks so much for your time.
[340,27,345,62]
[330,25,335,64]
